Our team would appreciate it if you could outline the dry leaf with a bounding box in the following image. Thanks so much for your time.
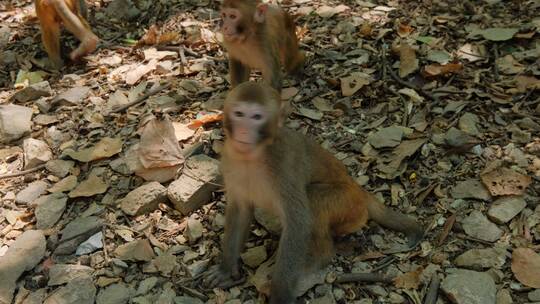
[510,75,540,94]
[281,87,299,100]
[511,248,540,288]
[398,43,419,78]
[139,115,184,169]
[397,22,414,38]
[394,267,423,289]
[340,72,371,96]
[480,167,531,196]
[188,113,223,129]
[422,63,463,77]
[65,137,123,162]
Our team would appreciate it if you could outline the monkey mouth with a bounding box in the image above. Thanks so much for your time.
[231,139,256,153]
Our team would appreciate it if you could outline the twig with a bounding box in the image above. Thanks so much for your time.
[336,272,394,284]
[371,255,397,272]
[492,44,500,82]
[437,213,456,246]
[0,164,46,179]
[109,82,171,114]
[423,273,440,304]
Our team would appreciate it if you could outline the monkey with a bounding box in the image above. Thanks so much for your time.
[35,0,99,68]
[204,82,424,304]
[220,0,304,92]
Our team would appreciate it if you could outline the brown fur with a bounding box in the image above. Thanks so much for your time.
[220,0,304,91]
[205,82,423,304]
[35,0,99,68]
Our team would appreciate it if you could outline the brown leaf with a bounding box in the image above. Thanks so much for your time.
[340,72,371,96]
[511,248,540,288]
[422,63,463,77]
[480,167,532,196]
[398,43,419,78]
[188,113,223,129]
[139,115,184,169]
[397,22,414,38]
[394,267,423,289]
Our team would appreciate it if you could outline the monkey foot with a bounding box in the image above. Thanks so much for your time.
[203,265,244,289]
[69,34,99,61]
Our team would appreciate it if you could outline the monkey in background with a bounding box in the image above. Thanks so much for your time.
[220,0,304,92]
[35,0,99,68]
[205,82,424,304]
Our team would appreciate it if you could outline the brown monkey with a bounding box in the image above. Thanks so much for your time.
[35,0,99,68]
[220,0,304,91]
[205,82,424,303]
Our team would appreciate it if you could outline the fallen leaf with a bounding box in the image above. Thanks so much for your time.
[68,173,108,198]
[397,22,414,38]
[297,107,323,120]
[422,63,463,77]
[188,112,223,129]
[481,27,518,41]
[480,167,531,196]
[316,5,350,18]
[496,55,525,75]
[457,43,486,62]
[139,115,184,169]
[394,267,423,289]
[510,76,540,94]
[65,137,123,162]
[397,43,419,78]
[281,87,299,100]
[340,72,371,96]
[511,248,540,288]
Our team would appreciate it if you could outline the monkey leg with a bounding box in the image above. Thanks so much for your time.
[36,6,64,68]
[50,0,98,61]
[205,199,253,288]
[229,59,251,88]
[261,55,282,92]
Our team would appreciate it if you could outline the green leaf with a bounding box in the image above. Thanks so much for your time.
[416,36,435,44]
[481,28,518,41]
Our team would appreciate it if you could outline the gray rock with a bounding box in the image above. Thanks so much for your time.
[254,208,281,235]
[12,81,53,102]
[462,211,503,242]
[55,216,104,255]
[0,230,46,304]
[441,269,496,304]
[34,193,68,229]
[52,86,90,107]
[451,179,492,201]
[167,155,220,215]
[529,289,540,302]
[96,283,132,304]
[48,264,94,286]
[120,181,167,216]
[23,138,53,169]
[46,159,75,178]
[459,113,480,135]
[185,217,203,243]
[15,180,49,204]
[455,247,508,269]
[368,126,404,149]
[0,104,33,143]
[114,239,155,262]
[136,277,159,295]
[34,114,58,126]
[174,296,204,304]
[488,196,526,224]
[445,127,475,148]
[241,245,268,268]
[44,276,96,304]
[496,289,513,304]
[20,288,47,304]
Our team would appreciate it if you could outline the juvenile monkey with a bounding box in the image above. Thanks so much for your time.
[205,82,424,304]
[35,0,99,68]
[220,0,304,91]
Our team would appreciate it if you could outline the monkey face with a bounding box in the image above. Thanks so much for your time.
[220,8,247,42]
[225,102,270,153]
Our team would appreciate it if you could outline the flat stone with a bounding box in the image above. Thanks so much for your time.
[173,296,204,304]
[12,81,52,102]
[20,288,47,304]
[454,247,508,269]
[462,211,503,242]
[529,289,540,302]
[68,173,108,198]
[459,113,481,136]
[96,283,133,304]
[34,114,59,126]
[15,180,49,204]
[488,196,527,224]
[120,181,167,216]
[441,269,496,304]
[23,138,53,169]
[368,126,404,149]
[44,276,96,304]
[445,127,475,148]
[114,239,155,262]
[0,230,46,304]
[49,175,78,193]
[241,245,268,268]
[52,86,90,107]
[48,264,94,286]
[167,155,220,215]
[0,104,33,143]
[46,159,75,178]
[185,217,203,243]
[254,208,281,235]
[496,289,513,304]
[55,216,103,255]
[451,179,492,201]
[34,193,68,229]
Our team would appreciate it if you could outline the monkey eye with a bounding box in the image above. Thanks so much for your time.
[229,14,237,20]
[252,114,263,120]
[234,111,244,118]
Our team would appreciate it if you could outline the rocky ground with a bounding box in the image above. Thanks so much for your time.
[0,0,539,303]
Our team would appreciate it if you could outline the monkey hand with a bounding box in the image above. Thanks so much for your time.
[203,264,244,289]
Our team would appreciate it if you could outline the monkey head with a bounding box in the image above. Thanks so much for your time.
[223,82,284,155]
[220,0,269,42]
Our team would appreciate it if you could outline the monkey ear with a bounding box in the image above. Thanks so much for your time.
[254,3,268,23]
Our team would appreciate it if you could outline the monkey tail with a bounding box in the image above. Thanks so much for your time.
[366,196,424,248]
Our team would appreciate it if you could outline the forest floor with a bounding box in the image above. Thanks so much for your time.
[0,0,539,303]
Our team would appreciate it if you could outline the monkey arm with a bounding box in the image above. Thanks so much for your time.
[204,198,253,288]
[269,194,312,304]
